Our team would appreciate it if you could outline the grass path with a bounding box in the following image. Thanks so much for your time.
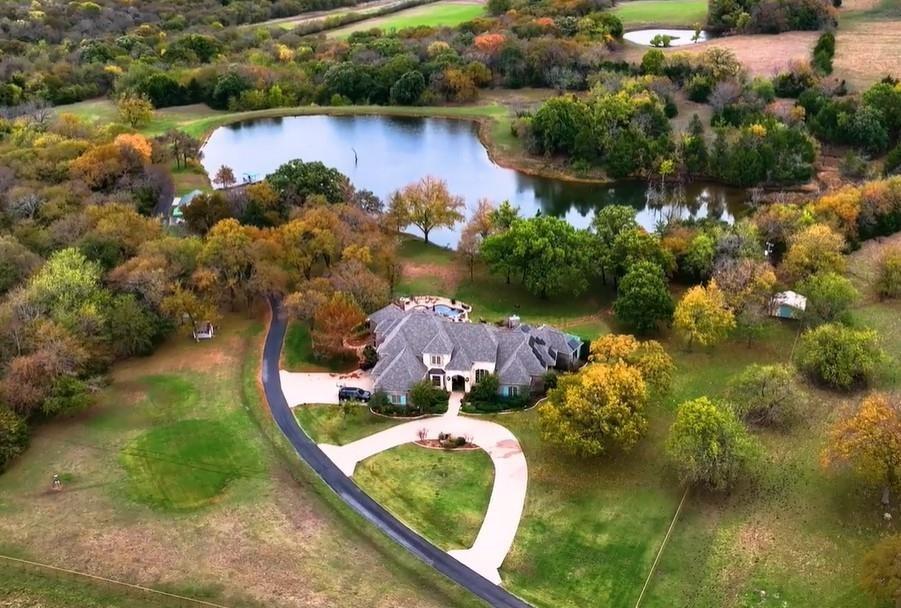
[330,1,485,37]
[612,0,707,28]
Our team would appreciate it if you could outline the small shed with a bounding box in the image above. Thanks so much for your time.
[769,291,807,320]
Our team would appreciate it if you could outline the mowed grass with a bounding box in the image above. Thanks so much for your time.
[355,445,494,550]
[0,315,478,608]
[283,321,356,372]
[0,564,160,608]
[295,404,401,444]
[331,1,486,37]
[612,0,707,28]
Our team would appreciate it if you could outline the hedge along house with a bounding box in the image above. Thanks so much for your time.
[367,303,583,405]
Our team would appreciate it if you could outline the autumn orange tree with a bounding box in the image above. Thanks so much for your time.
[387,176,465,244]
[311,292,365,360]
[822,393,901,506]
[589,333,674,395]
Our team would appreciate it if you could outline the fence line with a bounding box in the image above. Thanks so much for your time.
[633,486,690,608]
[0,554,232,608]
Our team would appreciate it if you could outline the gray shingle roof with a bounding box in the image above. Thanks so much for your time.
[368,305,582,393]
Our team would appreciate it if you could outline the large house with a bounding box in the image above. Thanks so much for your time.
[367,304,583,405]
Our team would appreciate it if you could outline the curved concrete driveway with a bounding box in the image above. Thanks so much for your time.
[316,393,527,585]
[261,300,531,607]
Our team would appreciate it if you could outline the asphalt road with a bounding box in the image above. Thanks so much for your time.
[260,298,531,608]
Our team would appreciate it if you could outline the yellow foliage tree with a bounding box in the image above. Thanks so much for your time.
[589,333,674,395]
[822,393,901,505]
[538,361,648,456]
[782,224,846,281]
[673,280,736,350]
[812,187,861,240]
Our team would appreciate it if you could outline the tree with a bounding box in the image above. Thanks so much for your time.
[213,165,236,189]
[481,216,594,298]
[311,292,364,359]
[389,70,426,105]
[117,93,154,128]
[876,245,901,299]
[265,159,348,206]
[673,280,736,350]
[0,235,41,295]
[387,176,465,243]
[712,258,776,346]
[490,200,520,232]
[0,407,28,472]
[666,397,759,492]
[538,362,649,457]
[796,324,884,390]
[160,129,202,169]
[613,261,674,333]
[160,286,217,333]
[823,393,901,506]
[726,363,803,427]
[797,271,858,325]
[589,334,675,395]
[592,205,638,283]
[182,191,232,234]
[458,221,482,282]
[782,224,846,281]
[861,535,901,606]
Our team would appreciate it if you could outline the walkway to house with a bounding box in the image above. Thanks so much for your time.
[304,390,527,586]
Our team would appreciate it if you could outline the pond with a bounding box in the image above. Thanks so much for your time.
[200,114,746,248]
[623,28,709,47]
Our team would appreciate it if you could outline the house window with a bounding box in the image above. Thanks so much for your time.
[475,369,488,383]
[431,374,443,388]
[430,355,442,366]
[509,386,519,397]
[389,393,406,405]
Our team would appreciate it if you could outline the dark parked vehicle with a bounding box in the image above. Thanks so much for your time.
[338,386,371,402]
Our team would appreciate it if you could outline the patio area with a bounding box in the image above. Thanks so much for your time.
[396,295,472,322]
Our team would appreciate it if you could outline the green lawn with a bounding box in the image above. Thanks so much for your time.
[0,564,161,608]
[0,316,477,608]
[332,2,486,37]
[355,445,494,550]
[612,0,708,27]
[283,321,357,372]
[295,404,401,444]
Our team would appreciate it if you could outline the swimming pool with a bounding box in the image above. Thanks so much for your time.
[433,304,465,319]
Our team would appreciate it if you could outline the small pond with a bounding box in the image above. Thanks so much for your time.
[200,114,746,248]
[623,28,709,47]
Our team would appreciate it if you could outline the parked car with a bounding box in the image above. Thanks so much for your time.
[338,386,371,402]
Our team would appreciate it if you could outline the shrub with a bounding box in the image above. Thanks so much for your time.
[410,381,449,414]
[469,373,499,402]
[361,345,379,370]
[876,246,901,299]
[797,271,859,325]
[812,32,835,74]
[686,74,714,102]
[795,324,885,390]
[369,391,390,410]
[885,143,901,175]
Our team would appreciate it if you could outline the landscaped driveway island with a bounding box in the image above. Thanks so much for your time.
[281,373,528,586]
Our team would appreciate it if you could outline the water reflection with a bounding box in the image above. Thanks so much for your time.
[201,114,747,248]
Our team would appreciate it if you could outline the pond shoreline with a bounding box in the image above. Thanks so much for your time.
[194,104,617,185]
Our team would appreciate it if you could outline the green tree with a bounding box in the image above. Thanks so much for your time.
[265,159,348,206]
[182,191,232,234]
[538,362,649,456]
[0,406,28,472]
[796,324,885,390]
[876,246,901,299]
[481,216,593,298]
[798,271,858,325]
[641,49,666,75]
[387,176,465,244]
[726,363,803,427]
[389,71,426,105]
[592,205,638,283]
[666,397,759,492]
[613,261,674,333]
[0,235,41,295]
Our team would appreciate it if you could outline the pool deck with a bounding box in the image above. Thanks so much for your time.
[397,295,472,321]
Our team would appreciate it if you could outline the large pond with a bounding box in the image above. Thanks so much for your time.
[201,115,746,248]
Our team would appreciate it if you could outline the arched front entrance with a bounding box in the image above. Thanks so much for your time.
[451,375,466,391]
